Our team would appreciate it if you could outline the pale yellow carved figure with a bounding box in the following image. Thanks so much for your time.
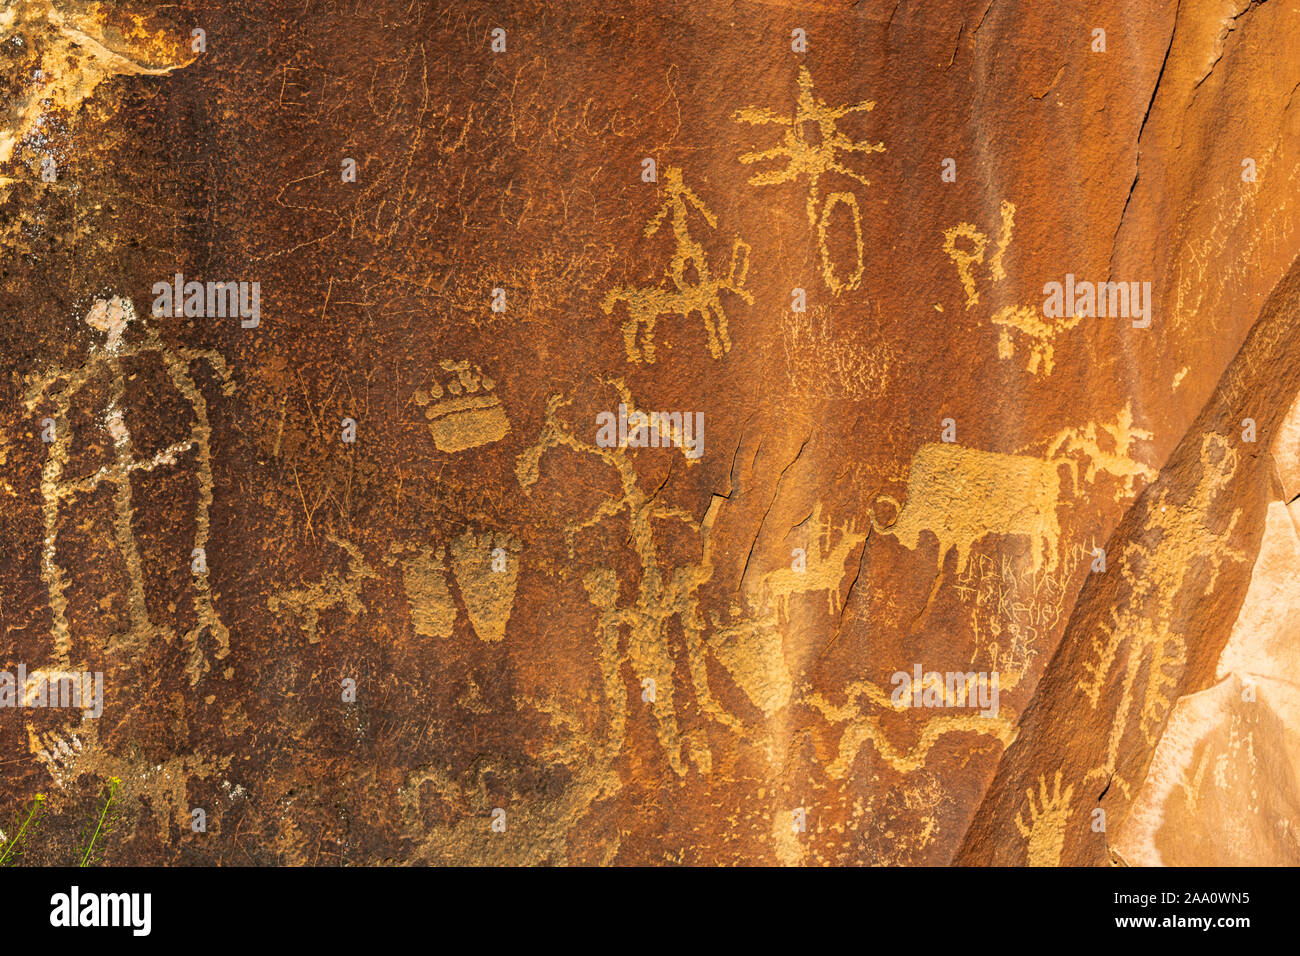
[24,296,233,684]
[734,66,884,293]
[268,534,377,644]
[380,531,521,644]
[991,305,1084,377]
[872,407,1152,634]
[1080,433,1247,799]
[602,166,752,364]
[517,384,760,775]
[943,222,988,309]
[753,503,866,622]
[1044,402,1157,500]
[414,359,510,452]
[449,529,521,643]
[806,676,1018,778]
[942,201,1015,309]
[872,443,1068,586]
[393,544,456,639]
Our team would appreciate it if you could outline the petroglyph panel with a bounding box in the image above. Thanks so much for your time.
[2,0,1296,872]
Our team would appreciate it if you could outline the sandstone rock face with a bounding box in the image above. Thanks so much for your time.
[0,0,1297,865]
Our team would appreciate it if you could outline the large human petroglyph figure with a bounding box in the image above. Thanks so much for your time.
[24,297,233,682]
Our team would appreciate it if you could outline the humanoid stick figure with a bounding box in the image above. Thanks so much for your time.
[602,166,752,363]
[23,296,234,682]
[516,389,749,776]
[644,166,718,293]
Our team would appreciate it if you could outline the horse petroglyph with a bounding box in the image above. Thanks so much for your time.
[602,166,752,364]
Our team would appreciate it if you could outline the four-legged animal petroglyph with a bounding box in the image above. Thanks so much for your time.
[268,534,377,644]
[602,167,752,364]
[990,304,1083,377]
[752,503,866,623]
[1043,402,1157,501]
[872,405,1157,612]
[871,443,1068,582]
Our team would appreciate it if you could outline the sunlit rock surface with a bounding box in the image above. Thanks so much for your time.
[0,0,1297,865]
